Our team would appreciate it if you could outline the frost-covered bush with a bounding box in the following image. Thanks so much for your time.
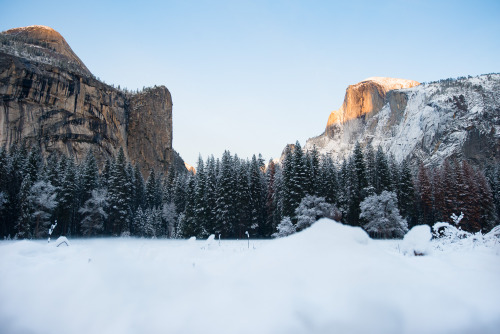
[401,225,432,256]
[360,191,408,238]
[432,214,500,251]
[295,195,341,232]
[272,217,296,238]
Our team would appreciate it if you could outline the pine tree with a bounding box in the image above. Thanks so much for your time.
[204,155,218,235]
[318,155,338,205]
[79,189,108,236]
[417,162,434,225]
[398,159,416,227]
[365,143,376,191]
[181,174,198,237]
[248,154,266,236]
[281,145,295,218]
[0,148,11,237]
[306,145,321,195]
[16,177,33,239]
[24,147,42,184]
[265,159,278,237]
[375,146,391,194]
[132,164,145,211]
[80,150,99,203]
[215,150,236,237]
[145,169,161,209]
[193,156,209,237]
[56,158,80,236]
[107,148,131,236]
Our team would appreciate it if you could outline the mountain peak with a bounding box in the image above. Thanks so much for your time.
[1,25,91,76]
[361,77,420,90]
[326,77,420,131]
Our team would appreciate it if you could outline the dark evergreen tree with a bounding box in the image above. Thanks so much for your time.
[365,143,376,191]
[204,155,218,235]
[417,162,434,226]
[306,145,321,195]
[233,156,250,238]
[181,174,199,237]
[132,165,146,211]
[15,177,33,238]
[107,148,131,236]
[57,158,79,236]
[281,145,295,218]
[145,169,162,209]
[318,155,338,205]
[375,146,391,194]
[80,150,99,202]
[215,150,236,237]
[398,159,416,227]
[193,156,209,237]
[24,146,42,184]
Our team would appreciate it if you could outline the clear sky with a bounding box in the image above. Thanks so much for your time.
[1,0,499,165]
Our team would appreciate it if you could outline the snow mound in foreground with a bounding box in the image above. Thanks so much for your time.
[281,218,370,246]
[402,225,432,256]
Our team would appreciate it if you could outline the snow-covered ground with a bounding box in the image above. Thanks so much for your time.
[1,220,499,334]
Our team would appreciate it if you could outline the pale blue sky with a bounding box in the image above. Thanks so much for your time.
[1,0,499,165]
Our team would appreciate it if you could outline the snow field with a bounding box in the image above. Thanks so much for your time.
[0,219,499,334]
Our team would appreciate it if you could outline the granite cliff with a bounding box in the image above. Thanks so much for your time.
[0,25,183,174]
[306,75,500,168]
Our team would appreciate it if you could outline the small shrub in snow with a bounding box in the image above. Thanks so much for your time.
[401,225,432,256]
[272,217,296,238]
[55,236,70,247]
[360,191,408,238]
[432,214,500,251]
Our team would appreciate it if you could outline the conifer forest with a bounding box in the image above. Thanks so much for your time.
[0,141,498,240]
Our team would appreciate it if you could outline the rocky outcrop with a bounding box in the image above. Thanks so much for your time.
[306,74,500,168]
[0,26,182,174]
[326,77,420,137]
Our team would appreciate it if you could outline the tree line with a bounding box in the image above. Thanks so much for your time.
[0,141,498,240]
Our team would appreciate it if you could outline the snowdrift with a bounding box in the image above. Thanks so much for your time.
[0,219,499,334]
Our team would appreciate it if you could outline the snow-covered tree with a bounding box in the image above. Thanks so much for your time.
[295,195,341,231]
[360,190,408,238]
[29,180,58,238]
[272,216,296,238]
[79,189,108,236]
[162,202,177,238]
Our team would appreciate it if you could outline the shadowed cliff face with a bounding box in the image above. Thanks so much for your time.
[0,25,180,174]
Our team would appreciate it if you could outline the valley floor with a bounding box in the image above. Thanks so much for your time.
[0,220,499,334]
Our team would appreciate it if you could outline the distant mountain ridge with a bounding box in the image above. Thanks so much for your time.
[305,74,500,168]
[0,25,185,174]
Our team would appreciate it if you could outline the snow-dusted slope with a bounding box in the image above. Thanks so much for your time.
[306,74,500,167]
